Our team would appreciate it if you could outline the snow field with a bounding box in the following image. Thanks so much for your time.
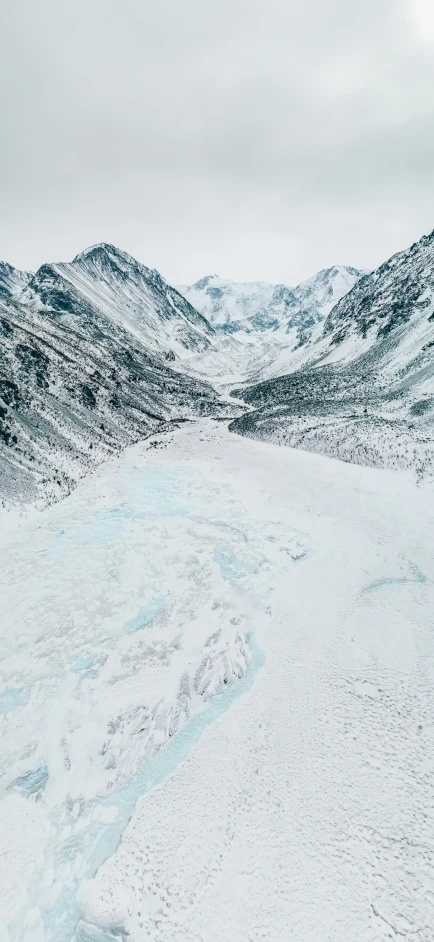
[83,422,434,942]
[0,423,306,942]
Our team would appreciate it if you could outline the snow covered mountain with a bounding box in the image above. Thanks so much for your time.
[3,244,434,942]
[0,261,32,299]
[177,276,281,331]
[231,229,434,475]
[0,245,231,505]
[178,266,364,338]
[21,244,216,359]
[3,226,433,506]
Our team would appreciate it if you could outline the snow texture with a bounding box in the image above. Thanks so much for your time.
[1,420,434,942]
[79,424,434,942]
[0,421,305,942]
[178,266,364,338]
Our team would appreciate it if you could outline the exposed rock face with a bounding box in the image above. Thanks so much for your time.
[0,245,227,505]
[178,266,364,340]
[230,231,434,475]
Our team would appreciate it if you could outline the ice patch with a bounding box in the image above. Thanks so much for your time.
[35,638,263,942]
[122,467,191,517]
[75,922,121,942]
[70,653,99,674]
[362,562,426,593]
[0,454,307,942]
[214,545,259,584]
[124,596,166,633]
[46,467,192,563]
[10,762,49,795]
[0,687,29,714]
[46,509,131,561]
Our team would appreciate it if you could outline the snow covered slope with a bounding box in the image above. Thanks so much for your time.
[2,420,433,941]
[0,261,32,300]
[23,244,216,359]
[231,229,434,474]
[0,245,233,505]
[177,276,281,331]
[179,266,364,338]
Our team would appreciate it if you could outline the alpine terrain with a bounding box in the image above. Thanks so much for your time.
[179,265,364,338]
[1,228,434,942]
[0,244,235,505]
[231,228,434,474]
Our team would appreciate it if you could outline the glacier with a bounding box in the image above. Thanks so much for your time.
[79,422,434,942]
[0,422,306,942]
[2,419,434,942]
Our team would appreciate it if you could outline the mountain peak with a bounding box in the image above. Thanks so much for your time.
[70,243,171,295]
[179,265,363,335]
[192,275,223,290]
[0,260,33,299]
[72,243,137,267]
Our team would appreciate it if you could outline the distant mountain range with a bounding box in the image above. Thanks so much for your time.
[178,266,364,340]
[230,229,434,475]
[2,228,434,505]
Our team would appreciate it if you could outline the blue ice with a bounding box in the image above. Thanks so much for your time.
[40,638,264,942]
[10,761,49,794]
[46,468,192,561]
[362,562,426,593]
[46,508,131,561]
[70,652,98,674]
[124,596,166,633]
[12,462,299,942]
[123,467,191,517]
[75,923,120,942]
[0,686,29,714]
[214,545,258,585]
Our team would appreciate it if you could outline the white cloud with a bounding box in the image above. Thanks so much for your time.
[410,0,434,41]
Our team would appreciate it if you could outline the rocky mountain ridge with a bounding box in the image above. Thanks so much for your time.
[178,265,364,341]
[230,229,434,475]
[3,228,434,502]
[0,245,231,505]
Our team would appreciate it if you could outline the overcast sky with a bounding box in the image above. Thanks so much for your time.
[1,0,434,286]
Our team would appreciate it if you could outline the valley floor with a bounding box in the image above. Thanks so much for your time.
[1,422,434,941]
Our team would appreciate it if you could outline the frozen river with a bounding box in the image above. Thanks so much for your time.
[0,424,305,942]
[2,420,434,942]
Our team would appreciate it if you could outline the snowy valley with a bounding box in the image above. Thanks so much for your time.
[1,228,434,942]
